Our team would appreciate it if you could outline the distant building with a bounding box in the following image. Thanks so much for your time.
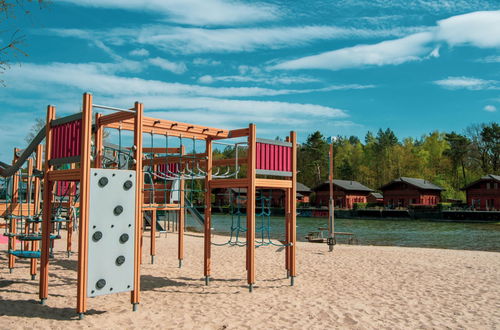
[213,182,311,208]
[367,192,383,204]
[380,177,443,208]
[461,174,500,210]
[313,180,373,209]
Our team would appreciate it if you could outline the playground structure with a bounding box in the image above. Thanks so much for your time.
[0,92,297,318]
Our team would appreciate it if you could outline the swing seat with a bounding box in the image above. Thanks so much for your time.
[8,250,41,259]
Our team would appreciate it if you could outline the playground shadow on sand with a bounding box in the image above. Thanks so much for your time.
[0,298,104,320]
[140,274,188,291]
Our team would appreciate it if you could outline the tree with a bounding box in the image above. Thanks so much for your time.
[481,123,500,173]
[444,132,470,188]
[1,1,47,84]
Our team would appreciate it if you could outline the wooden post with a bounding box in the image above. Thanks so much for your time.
[8,149,20,271]
[150,209,156,264]
[94,113,103,168]
[66,164,75,257]
[131,101,144,311]
[24,159,33,252]
[328,142,335,252]
[30,144,43,279]
[203,138,212,285]
[246,124,256,291]
[76,93,93,317]
[39,105,55,303]
[178,177,185,268]
[285,187,290,277]
[289,131,297,285]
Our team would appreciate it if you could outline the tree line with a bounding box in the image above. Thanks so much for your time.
[297,122,499,200]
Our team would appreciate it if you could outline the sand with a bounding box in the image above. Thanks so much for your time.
[0,231,499,329]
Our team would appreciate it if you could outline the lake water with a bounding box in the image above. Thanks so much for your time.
[185,214,500,252]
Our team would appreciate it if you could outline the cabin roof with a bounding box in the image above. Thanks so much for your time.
[461,174,500,190]
[296,182,311,193]
[381,177,444,191]
[370,192,383,199]
[314,179,373,192]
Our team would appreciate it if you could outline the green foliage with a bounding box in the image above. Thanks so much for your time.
[437,202,452,210]
[297,123,498,201]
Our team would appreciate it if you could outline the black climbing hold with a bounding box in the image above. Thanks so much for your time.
[119,233,129,243]
[98,177,108,187]
[92,231,103,242]
[114,205,123,216]
[123,180,133,190]
[96,279,106,289]
[116,256,125,266]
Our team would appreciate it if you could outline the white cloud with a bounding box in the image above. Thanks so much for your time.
[44,25,425,55]
[484,105,497,112]
[192,58,221,66]
[148,57,187,74]
[198,75,214,84]
[477,55,500,63]
[433,76,499,90]
[436,10,500,48]
[2,62,356,109]
[272,32,435,70]
[272,10,500,71]
[59,0,280,26]
[129,48,150,57]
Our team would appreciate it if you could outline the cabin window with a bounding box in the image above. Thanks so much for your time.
[487,182,491,189]
[495,183,498,189]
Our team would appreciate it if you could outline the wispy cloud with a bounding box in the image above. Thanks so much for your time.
[272,32,435,70]
[2,62,350,118]
[148,57,187,74]
[59,0,280,26]
[483,105,497,112]
[272,10,500,71]
[44,25,426,55]
[129,48,150,57]
[476,55,500,63]
[433,76,500,90]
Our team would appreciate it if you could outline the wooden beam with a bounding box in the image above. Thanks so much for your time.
[98,111,135,126]
[255,178,292,189]
[203,137,213,284]
[39,105,55,303]
[47,169,81,181]
[246,124,256,289]
[131,101,144,310]
[209,178,248,189]
[76,93,92,316]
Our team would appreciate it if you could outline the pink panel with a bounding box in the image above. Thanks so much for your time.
[51,120,82,159]
[257,143,262,170]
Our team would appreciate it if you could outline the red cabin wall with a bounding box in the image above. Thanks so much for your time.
[465,180,500,210]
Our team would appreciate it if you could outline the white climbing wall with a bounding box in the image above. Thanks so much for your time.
[87,169,136,297]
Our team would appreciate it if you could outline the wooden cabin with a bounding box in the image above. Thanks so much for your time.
[313,180,373,209]
[381,177,443,208]
[367,192,383,204]
[461,174,500,210]
[213,182,311,208]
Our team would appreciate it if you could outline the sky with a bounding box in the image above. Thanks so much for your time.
[0,0,499,160]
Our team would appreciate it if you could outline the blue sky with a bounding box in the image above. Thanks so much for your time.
[0,0,499,159]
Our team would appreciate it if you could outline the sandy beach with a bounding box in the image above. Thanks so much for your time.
[0,231,499,329]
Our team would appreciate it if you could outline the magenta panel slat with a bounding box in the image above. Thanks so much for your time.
[255,142,292,172]
[51,120,82,160]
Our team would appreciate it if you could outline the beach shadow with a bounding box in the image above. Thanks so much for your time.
[0,298,104,320]
[177,276,242,283]
[51,258,78,271]
[140,274,188,291]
